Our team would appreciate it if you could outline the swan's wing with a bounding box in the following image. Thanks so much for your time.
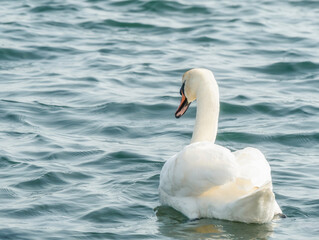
[234,147,272,188]
[225,182,276,223]
[160,142,239,197]
[233,148,283,215]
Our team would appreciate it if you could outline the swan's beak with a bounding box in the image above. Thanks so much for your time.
[175,83,190,118]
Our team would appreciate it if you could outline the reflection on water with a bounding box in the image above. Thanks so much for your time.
[155,206,274,239]
[193,224,221,234]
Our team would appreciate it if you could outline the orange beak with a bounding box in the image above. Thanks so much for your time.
[175,84,190,118]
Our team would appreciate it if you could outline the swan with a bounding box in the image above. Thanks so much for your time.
[159,68,283,224]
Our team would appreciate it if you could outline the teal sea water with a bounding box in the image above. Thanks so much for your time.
[1,0,319,239]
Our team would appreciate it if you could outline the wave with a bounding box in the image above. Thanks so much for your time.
[30,4,79,13]
[14,172,68,190]
[106,0,210,14]
[0,47,43,61]
[78,19,191,34]
[218,131,319,147]
[221,101,319,116]
[80,204,147,223]
[243,61,319,75]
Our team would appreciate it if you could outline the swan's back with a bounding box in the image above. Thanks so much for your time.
[160,142,238,197]
[235,147,272,187]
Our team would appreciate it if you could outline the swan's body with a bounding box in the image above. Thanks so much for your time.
[159,68,282,223]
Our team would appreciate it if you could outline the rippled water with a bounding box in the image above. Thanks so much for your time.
[1,0,319,239]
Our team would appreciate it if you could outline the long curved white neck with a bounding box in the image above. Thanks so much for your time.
[191,79,219,143]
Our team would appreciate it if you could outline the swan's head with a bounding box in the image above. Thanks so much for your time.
[175,68,215,118]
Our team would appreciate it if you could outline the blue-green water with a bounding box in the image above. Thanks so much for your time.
[1,0,319,239]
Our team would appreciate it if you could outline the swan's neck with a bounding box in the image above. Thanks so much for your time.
[191,81,219,143]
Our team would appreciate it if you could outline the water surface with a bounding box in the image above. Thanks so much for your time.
[1,0,319,239]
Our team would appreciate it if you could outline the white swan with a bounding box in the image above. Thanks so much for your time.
[159,68,282,224]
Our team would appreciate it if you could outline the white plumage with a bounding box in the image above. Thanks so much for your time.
[159,68,282,223]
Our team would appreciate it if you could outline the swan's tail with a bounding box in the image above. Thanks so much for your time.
[227,182,277,223]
